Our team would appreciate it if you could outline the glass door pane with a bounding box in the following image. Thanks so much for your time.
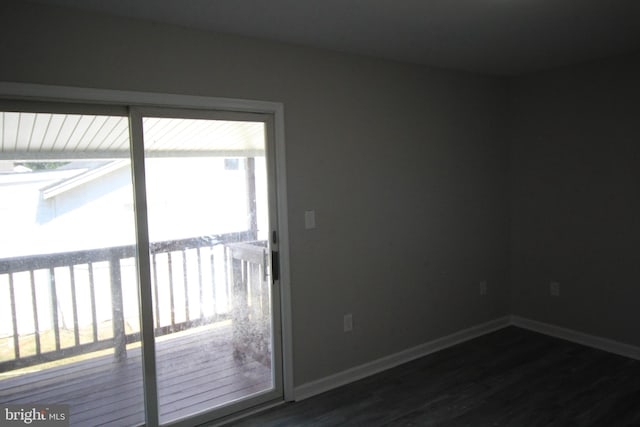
[141,115,277,423]
[0,110,145,426]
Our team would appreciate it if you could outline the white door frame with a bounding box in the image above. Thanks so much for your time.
[0,81,295,421]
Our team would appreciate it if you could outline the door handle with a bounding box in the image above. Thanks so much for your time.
[271,250,280,282]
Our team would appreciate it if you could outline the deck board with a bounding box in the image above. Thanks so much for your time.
[0,322,272,426]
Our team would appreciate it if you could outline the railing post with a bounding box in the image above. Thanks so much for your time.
[8,273,20,360]
[245,157,258,241]
[231,255,248,360]
[48,268,61,352]
[110,253,127,362]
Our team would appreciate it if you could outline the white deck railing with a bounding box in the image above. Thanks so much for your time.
[0,231,265,372]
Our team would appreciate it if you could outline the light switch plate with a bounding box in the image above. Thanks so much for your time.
[304,210,316,229]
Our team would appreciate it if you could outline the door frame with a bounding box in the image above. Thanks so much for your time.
[131,105,284,425]
[0,81,294,424]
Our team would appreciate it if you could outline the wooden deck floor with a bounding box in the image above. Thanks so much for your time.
[0,322,273,426]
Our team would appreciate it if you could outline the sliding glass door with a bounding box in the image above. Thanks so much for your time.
[0,103,282,426]
[137,110,281,424]
[0,108,146,426]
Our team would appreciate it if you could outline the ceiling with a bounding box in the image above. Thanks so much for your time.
[30,0,640,76]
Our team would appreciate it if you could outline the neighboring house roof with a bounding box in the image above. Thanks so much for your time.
[41,160,128,200]
[0,166,85,186]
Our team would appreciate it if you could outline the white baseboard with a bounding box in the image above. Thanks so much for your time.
[510,315,640,361]
[293,316,511,401]
[293,315,640,402]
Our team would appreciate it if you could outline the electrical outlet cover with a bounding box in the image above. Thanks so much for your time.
[480,280,487,295]
[550,281,560,297]
[343,313,353,332]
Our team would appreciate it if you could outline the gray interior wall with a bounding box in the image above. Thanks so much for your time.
[1,1,510,386]
[509,52,640,346]
[5,0,638,396]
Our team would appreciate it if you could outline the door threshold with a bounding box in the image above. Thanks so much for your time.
[204,398,286,426]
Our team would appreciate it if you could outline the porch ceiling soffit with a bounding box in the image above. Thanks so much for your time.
[0,112,266,160]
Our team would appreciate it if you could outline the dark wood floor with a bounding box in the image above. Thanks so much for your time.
[0,322,272,426]
[226,326,640,427]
